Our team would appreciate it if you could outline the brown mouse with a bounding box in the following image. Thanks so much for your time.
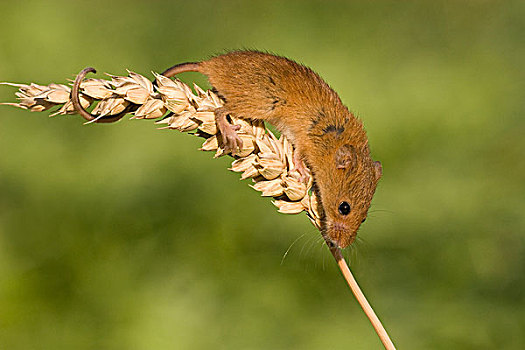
[74,50,383,248]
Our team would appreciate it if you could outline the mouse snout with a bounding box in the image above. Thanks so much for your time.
[326,222,356,248]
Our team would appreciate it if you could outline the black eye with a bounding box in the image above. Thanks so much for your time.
[338,201,351,215]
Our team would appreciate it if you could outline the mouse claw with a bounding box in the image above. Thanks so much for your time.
[221,130,243,155]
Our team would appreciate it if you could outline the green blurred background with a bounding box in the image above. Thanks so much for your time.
[0,1,523,349]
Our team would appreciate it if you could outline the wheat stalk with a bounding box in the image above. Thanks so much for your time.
[1,70,395,350]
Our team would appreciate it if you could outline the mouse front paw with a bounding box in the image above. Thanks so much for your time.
[220,126,243,154]
[293,151,310,182]
[215,107,243,155]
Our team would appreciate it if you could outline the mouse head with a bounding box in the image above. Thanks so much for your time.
[317,143,382,248]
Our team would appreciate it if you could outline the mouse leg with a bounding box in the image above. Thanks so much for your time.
[214,107,243,154]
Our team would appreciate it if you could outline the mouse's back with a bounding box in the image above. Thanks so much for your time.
[200,51,342,118]
[199,50,352,144]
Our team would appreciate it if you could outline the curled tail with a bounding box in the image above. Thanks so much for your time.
[72,62,202,123]
[72,67,129,123]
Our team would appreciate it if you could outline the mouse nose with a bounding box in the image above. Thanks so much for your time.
[325,235,355,249]
[323,235,338,249]
[337,234,356,248]
[326,224,356,248]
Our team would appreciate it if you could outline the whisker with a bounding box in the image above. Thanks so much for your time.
[319,237,328,271]
[281,233,307,265]
[299,233,316,259]
[303,235,318,260]
[368,208,394,214]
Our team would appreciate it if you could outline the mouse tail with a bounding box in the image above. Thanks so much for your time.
[72,63,201,123]
[72,67,129,123]
[161,62,201,78]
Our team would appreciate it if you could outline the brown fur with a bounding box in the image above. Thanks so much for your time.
[163,50,382,248]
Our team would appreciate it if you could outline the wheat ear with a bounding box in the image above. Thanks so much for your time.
[1,69,395,350]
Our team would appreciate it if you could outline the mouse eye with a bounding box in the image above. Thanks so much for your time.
[338,201,351,216]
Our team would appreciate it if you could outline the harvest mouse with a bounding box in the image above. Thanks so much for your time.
[73,50,382,248]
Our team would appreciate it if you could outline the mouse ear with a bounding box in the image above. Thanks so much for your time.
[335,144,357,170]
[374,161,383,180]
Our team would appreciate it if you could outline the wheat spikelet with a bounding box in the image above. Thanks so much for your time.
[1,71,323,229]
